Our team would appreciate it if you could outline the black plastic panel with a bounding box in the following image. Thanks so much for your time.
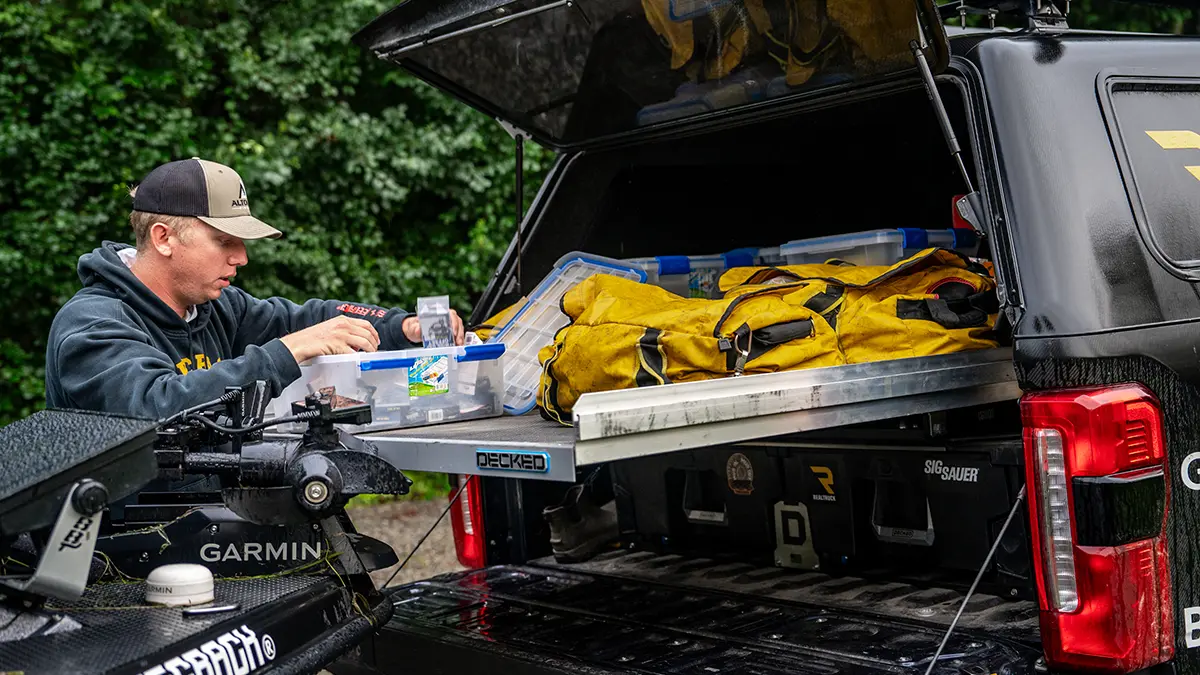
[0,576,387,675]
[1073,470,1166,547]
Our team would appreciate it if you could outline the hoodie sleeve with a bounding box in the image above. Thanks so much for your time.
[228,288,420,353]
[53,318,301,420]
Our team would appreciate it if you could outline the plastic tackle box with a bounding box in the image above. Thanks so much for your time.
[782,228,950,267]
[628,248,759,300]
[264,343,505,433]
[754,246,786,266]
[487,252,647,416]
[925,228,980,257]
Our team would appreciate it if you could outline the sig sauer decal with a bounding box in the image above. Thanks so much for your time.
[924,459,979,483]
[476,449,550,474]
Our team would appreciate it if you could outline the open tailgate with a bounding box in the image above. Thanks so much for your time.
[352,0,951,149]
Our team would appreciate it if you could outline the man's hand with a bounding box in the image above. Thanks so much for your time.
[280,316,381,363]
[402,311,465,346]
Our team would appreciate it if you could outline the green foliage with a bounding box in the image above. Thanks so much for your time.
[0,0,549,425]
[347,471,452,505]
[0,0,1195,431]
[961,0,1196,32]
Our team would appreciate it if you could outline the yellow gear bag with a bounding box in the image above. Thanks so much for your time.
[639,0,928,89]
[719,248,1000,364]
[536,274,844,422]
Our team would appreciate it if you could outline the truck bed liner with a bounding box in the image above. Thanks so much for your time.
[366,558,1040,675]
[536,550,1039,642]
[355,349,1021,483]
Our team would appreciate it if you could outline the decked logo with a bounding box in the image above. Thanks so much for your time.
[476,449,549,474]
[139,624,275,675]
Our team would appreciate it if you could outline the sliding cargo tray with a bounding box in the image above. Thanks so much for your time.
[352,348,1020,483]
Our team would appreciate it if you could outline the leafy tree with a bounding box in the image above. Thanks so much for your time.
[0,0,548,424]
[0,0,1194,426]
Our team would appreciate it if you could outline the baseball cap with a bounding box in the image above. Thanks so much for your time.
[131,157,282,240]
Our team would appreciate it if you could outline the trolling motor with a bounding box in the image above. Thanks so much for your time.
[0,387,410,672]
[95,381,413,581]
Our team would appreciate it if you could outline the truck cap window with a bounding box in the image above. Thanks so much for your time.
[1102,75,1200,279]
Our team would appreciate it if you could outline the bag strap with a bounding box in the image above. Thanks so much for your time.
[898,290,999,329]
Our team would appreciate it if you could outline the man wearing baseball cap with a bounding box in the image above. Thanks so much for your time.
[45,157,465,420]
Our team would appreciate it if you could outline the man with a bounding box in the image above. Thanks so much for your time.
[45,157,465,420]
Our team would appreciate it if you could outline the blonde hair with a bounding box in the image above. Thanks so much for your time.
[128,185,195,251]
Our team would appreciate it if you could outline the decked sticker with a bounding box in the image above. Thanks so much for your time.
[476,449,550,474]
[727,452,755,495]
[139,624,275,675]
[409,355,449,397]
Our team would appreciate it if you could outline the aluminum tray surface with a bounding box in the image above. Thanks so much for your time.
[355,349,1020,482]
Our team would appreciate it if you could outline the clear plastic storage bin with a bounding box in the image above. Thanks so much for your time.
[781,229,940,267]
[488,252,647,416]
[629,248,759,299]
[636,70,769,127]
[925,228,980,257]
[263,343,505,434]
[754,246,786,266]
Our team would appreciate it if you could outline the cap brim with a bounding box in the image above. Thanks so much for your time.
[197,214,283,240]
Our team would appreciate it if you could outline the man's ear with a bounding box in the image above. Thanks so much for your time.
[149,221,175,257]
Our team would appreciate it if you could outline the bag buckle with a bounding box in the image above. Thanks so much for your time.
[732,332,752,377]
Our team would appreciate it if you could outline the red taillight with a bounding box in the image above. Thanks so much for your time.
[1022,384,1173,673]
[449,474,486,569]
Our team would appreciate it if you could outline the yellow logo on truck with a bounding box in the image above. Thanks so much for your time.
[1145,130,1200,182]
[810,466,835,502]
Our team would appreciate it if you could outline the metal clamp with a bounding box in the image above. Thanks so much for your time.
[0,480,107,601]
[732,332,753,377]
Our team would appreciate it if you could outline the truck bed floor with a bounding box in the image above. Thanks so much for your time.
[539,549,1040,642]
[362,556,1041,675]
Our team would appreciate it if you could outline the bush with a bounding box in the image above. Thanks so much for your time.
[347,471,452,505]
[0,0,548,426]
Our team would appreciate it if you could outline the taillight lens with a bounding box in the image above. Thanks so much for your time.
[1022,384,1173,673]
[449,474,486,569]
[1033,428,1079,612]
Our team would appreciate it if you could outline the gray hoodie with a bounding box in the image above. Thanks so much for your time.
[45,241,419,420]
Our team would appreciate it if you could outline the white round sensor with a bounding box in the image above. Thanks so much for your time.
[145,563,215,607]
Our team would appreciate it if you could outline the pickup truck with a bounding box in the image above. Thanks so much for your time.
[333,1,1200,674]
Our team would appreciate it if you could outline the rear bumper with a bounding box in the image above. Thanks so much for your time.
[336,562,1042,675]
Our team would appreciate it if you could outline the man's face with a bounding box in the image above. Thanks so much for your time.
[168,221,248,306]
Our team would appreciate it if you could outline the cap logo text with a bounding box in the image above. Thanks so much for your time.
[232,181,249,208]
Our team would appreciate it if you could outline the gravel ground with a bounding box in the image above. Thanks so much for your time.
[344,499,465,588]
[319,500,463,675]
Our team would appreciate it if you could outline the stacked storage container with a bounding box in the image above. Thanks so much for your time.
[263,343,506,433]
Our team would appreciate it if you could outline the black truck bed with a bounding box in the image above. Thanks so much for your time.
[344,552,1041,675]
